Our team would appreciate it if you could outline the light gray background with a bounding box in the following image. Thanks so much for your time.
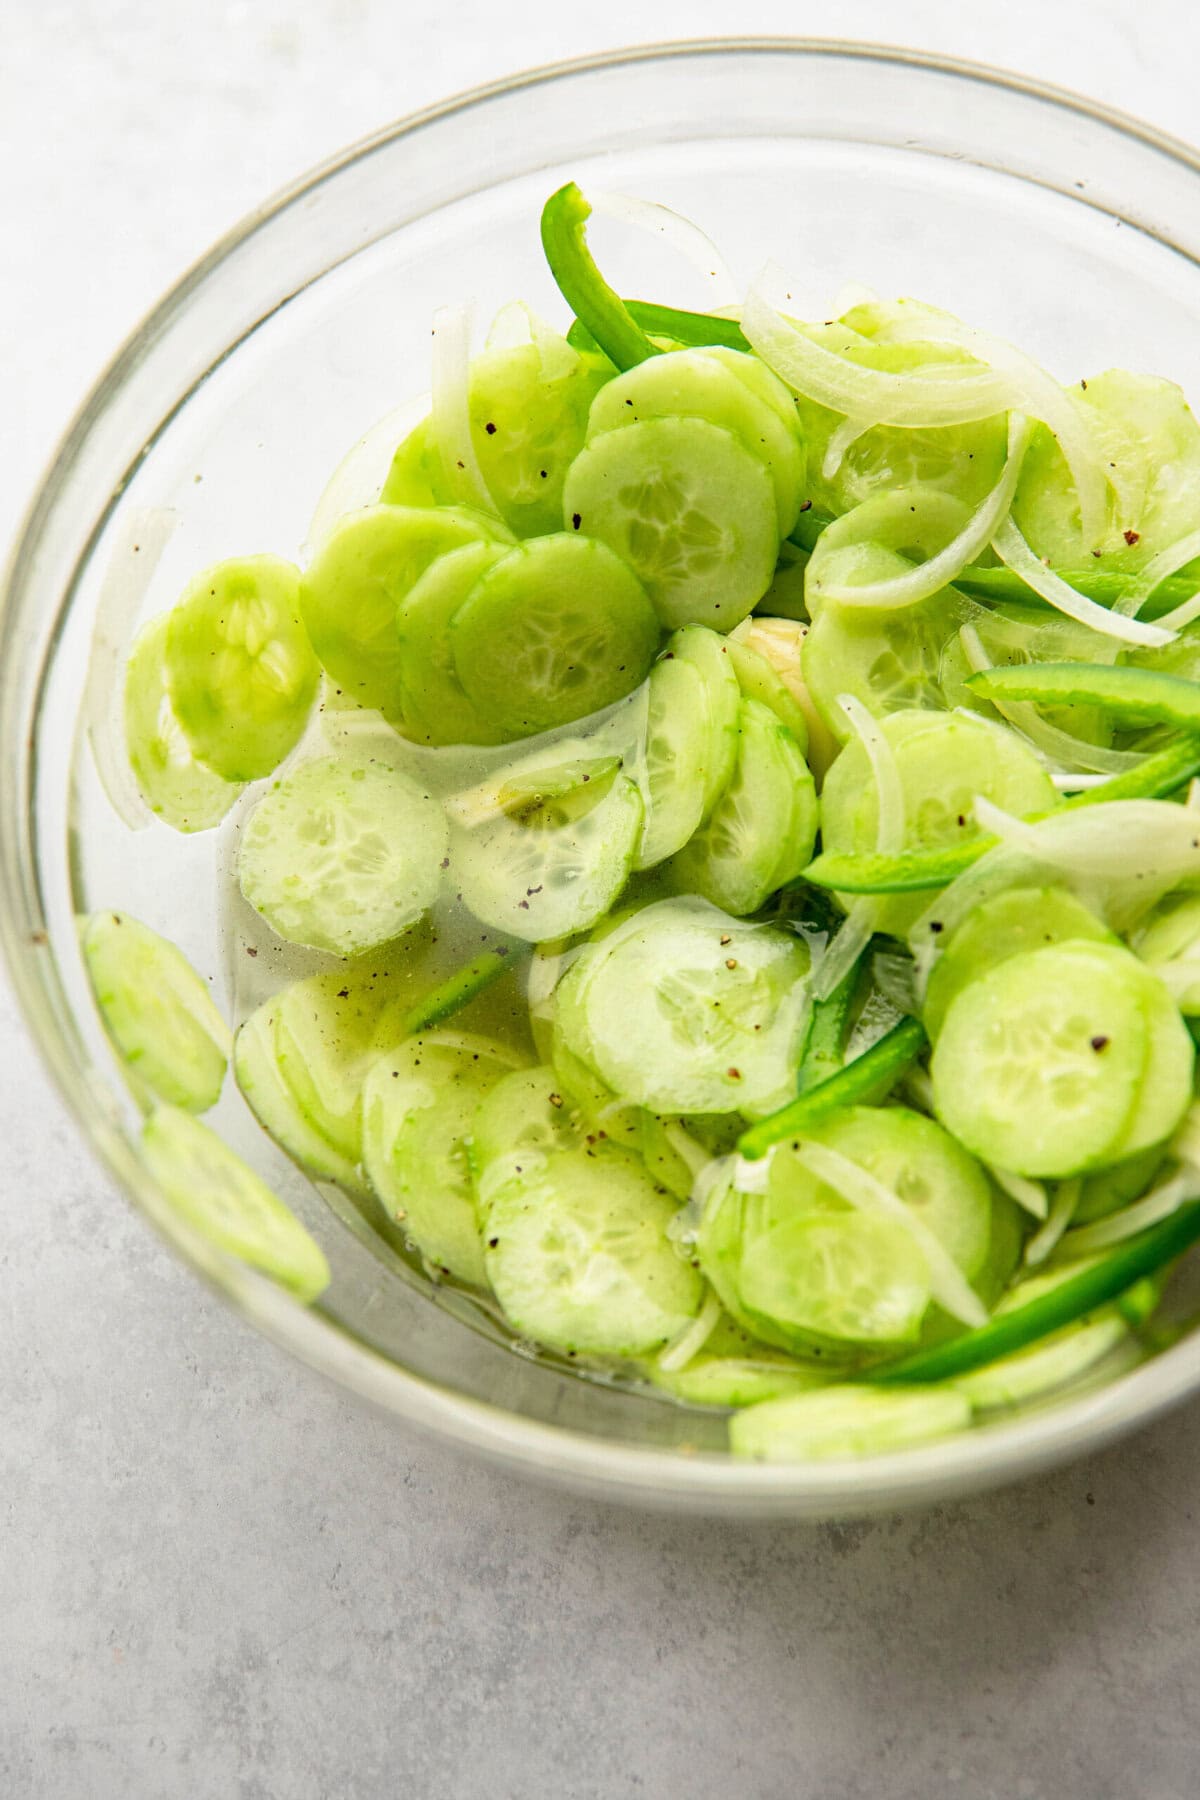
[4,4,1200,1796]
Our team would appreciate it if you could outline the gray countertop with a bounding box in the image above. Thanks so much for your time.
[4,5,1199,1795]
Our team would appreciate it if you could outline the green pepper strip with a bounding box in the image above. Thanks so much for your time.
[738,1016,926,1160]
[872,1200,1200,1384]
[540,184,661,372]
[401,944,522,1036]
[787,509,1200,618]
[967,663,1200,729]
[802,736,1200,894]
[794,952,866,1093]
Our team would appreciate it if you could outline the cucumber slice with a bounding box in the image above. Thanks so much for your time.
[729,1384,971,1462]
[300,505,510,717]
[951,1313,1130,1410]
[668,699,817,915]
[362,1031,523,1286]
[555,899,811,1117]
[1105,968,1195,1161]
[124,614,243,832]
[586,347,804,534]
[395,540,509,747]
[165,556,318,782]
[140,1104,331,1302]
[1013,369,1200,569]
[468,1064,584,1204]
[271,963,415,1164]
[667,624,742,813]
[379,418,439,509]
[738,1212,933,1353]
[819,709,1058,935]
[483,1144,703,1356]
[82,910,230,1113]
[450,533,659,738]
[238,756,448,956]
[724,633,809,748]
[633,654,714,869]
[931,942,1151,1178]
[387,338,611,537]
[1134,894,1200,1012]
[234,1002,368,1195]
[562,416,779,631]
[922,885,1115,1039]
[449,746,642,943]
[800,587,967,742]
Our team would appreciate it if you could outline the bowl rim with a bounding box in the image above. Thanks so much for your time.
[7,35,1200,1514]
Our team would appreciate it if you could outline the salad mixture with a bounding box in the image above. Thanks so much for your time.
[81,183,1200,1463]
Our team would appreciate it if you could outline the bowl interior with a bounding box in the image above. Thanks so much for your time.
[9,42,1200,1515]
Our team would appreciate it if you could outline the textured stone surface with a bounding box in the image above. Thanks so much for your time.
[3,4,1200,1796]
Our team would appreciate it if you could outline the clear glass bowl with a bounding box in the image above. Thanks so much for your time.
[7,40,1200,1518]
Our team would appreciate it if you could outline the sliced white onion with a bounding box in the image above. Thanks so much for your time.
[812,695,905,1001]
[1023,1178,1081,1267]
[656,1287,723,1374]
[992,515,1174,648]
[1116,524,1200,627]
[1050,772,1110,791]
[878,310,1110,548]
[957,623,1148,776]
[304,392,431,555]
[815,415,1031,611]
[1059,1170,1199,1257]
[85,507,179,832]
[1147,957,1200,1001]
[430,304,504,522]
[790,1140,988,1327]
[591,190,740,309]
[741,277,1013,425]
[989,1166,1050,1223]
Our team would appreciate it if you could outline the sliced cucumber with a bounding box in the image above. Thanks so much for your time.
[449,745,642,942]
[82,910,230,1113]
[1134,894,1200,1012]
[634,654,714,869]
[468,1063,584,1204]
[483,1144,703,1356]
[667,698,817,915]
[724,633,809,748]
[362,1031,523,1286]
[234,1001,367,1195]
[1106,968,1195,1161]
[124,614,243,832]
[1074,1146,1168,1226]
[562,416,779,631]
[379,418,439,509]
[951,1313,1130,1410]
[586,346,804,534]
[667,624,742,812]
[729,1384,970,1461]
[300,505,510,717]
[395,540,509,747]
[554,898,811,1117]
[140,1104,331,1302]
[165,555,318,782]
[647,1313,830,1407]
[450,533,659,738]
[819,709,1058,935]
[922,885,1115,1039]
[931,942,1151,1178]
[800,587,967,742]
[238,755,448,956]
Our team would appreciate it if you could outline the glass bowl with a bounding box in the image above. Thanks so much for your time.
[7,39,1200,1519]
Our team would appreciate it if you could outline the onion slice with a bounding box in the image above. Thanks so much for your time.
[741,277,1013,426]
[812,415,1031,611]
[1060,1171,1199,1257]
[989,1167,1050,1223]
[957,624,1148,776]
[430,304,504,522]
[790,1140,988,1327]
[992,516,1174,648]
[305,392,431,554]
[1023,1179,1081,1267]
[590,191,740,309]
[85,507,179,831]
